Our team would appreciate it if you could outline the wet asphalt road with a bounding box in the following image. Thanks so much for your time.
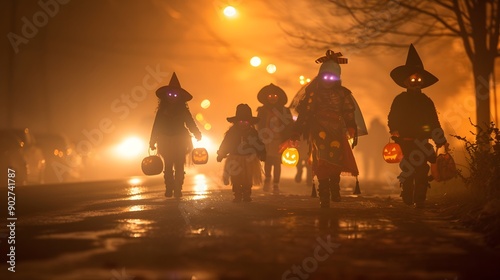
[1,166,499,280]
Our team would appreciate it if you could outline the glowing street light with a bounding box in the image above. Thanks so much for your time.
[299,75,311,85]
[223,6,237,18]
[250,56,261,67]
[200,99,211,109]
[196,113,204,122]
[266,64,277,74]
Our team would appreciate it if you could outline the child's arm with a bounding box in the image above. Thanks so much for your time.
[184,107,202,140]
[149,111,161,150]
[216,130,232,162]
[216,140,229,162]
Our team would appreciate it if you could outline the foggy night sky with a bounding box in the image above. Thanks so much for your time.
[1,0,497,180]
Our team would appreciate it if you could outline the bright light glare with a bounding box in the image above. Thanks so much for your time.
[201,99,211,109]
[115,136,145,159]
[128,178,142,186]
[129,205,145,212]
[127,185,144,201]
[193,174,209,200]
[266,64,277,74]
[223,6,237,18]
[299,75,311,85]
[196,113,204,121]
[193,135,215,152]
[250,56,261,67]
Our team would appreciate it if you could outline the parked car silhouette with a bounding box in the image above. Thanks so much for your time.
[36,132,83,183]
[0,128,46,185]
[0,132,28,185]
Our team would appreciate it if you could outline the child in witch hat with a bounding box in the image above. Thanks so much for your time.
[256,83,293,194]
[149,72,202,198]
[388,44,448,208]
[217,104,266,202]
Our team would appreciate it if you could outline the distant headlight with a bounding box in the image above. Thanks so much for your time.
[192,135,216,154]
[53,149,64,157]
[114,136,146,159]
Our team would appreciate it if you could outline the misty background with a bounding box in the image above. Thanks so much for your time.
[1,0,495,183]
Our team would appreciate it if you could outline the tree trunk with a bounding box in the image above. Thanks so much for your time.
[469,1,493,136]
[472,56,493,147]
[473,68,491,127]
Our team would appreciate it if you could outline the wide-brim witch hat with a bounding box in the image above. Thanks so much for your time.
[155,72,193,101]
[390,44,438,89]
[257,83,288,105]
[226,103,259,124]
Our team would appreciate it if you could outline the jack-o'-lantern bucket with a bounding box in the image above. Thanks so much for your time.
[192,147,209,164]
[141,149,164,175]
[382,139,403,163]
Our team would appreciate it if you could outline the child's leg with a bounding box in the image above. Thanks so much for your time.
[231,172,245,202]
[400,176,415,205]
[317,177,330,208]
[295,160,303,182]
[272,157,281,194]
[329,170,341,202]
[414,163,430,208]
[163,161,175,197]
[263,159,272,192]
[233,184,243,202]
[242,184,252,202]
[399,140,418,206]
[173,159,185,198]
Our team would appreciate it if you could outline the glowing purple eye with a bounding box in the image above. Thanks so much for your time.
[323,74,337,81]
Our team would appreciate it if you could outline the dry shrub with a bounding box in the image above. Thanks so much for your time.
[452,121,500,247]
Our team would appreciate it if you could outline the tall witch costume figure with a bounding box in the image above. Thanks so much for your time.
[149,72,202,198]
[217,104,266,202]
[291,50,367,208]
[388,44,447,208]
[256,83,293,194]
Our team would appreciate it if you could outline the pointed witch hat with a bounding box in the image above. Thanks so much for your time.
[390,44,438,89]
[155,72,193,101]
[257,83,288,106]
[226,103,259,124]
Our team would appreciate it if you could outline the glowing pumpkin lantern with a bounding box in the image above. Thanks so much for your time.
[141,152,164,176]
[192,147,209,164]
[282,147,299,167]
[382,142,403,163]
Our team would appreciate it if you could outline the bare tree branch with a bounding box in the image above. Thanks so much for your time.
[434,0,456,12]
[274,0,500,131]
[397,1,462,35]
[452,0,474,60]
